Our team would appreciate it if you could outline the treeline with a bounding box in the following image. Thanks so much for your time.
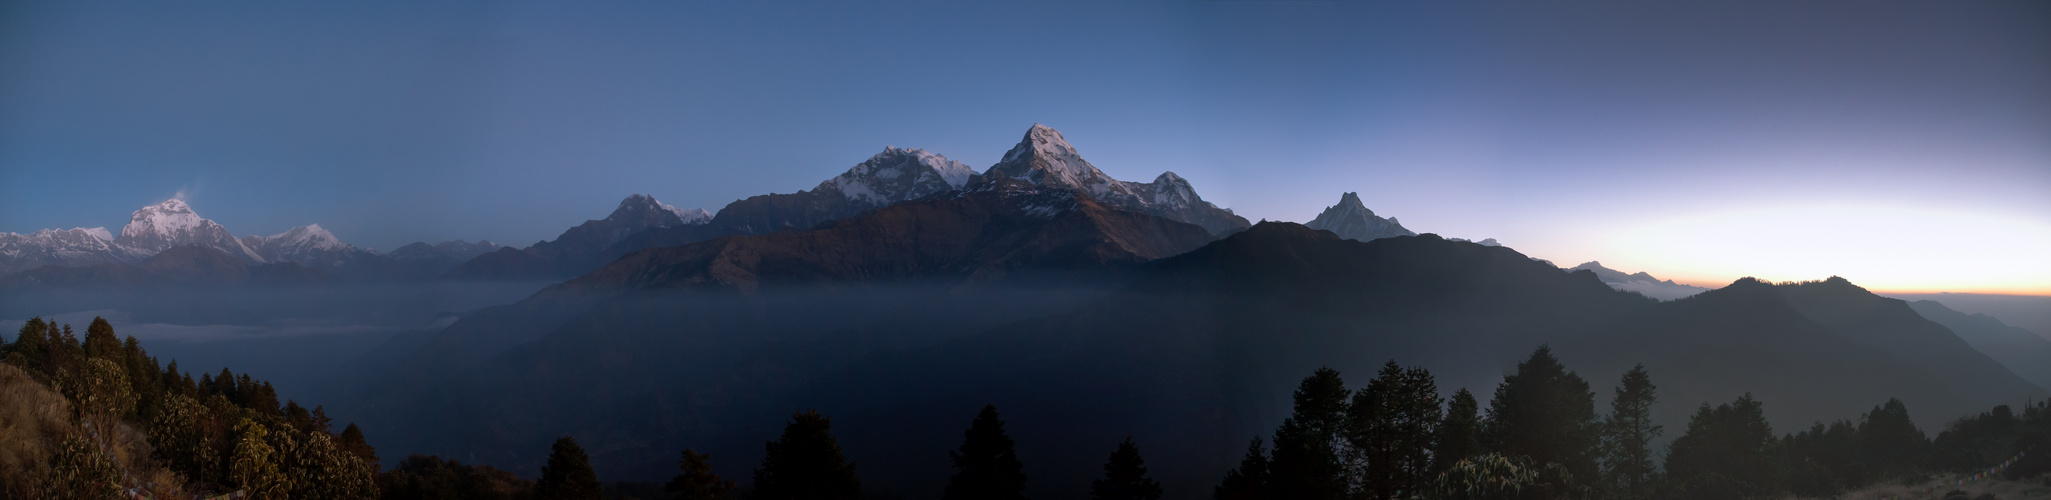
[1210,346,2050,500]
[1,317,380,499]
[8,319,2046,500]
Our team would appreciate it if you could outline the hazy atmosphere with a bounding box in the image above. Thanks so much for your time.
[4,1,2047,293]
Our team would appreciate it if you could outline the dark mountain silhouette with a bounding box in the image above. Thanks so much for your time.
[338,219,2043,499]
[1886,292,2051,343]
[1566,261,1710,301]
[1905,299,2051,390]
[442,194,709,281]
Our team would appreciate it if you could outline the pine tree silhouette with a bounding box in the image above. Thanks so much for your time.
[1091,437,1162,500]
[1601,364,1661,500]
[751,410,861,500]
[1433,388,1483,474]
[943,405,1028,500]
[666,449,736,500]
[1483,345,1599,481]
[535,436,602,500]
[1268,367,1350,500]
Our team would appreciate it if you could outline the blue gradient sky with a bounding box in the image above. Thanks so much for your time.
[3,1,2047,293]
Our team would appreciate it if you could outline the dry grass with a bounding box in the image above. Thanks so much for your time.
[0,362,192,498]
[0,362,75,497]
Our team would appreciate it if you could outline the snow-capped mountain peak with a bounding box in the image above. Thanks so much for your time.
[246,224,346,252]
[115,198,265,261]
[984,124,1140,201]
[816,146,976,206]
[606,194,709,229]
[1305,192,1415,242]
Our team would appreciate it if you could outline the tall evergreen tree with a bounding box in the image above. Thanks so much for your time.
[1433,388,1483,475]
[1600,364,1661,500]
[1663,394,1778,499]
[667,449,736,500]
[1213,438,1268,500]
[338,423,379,464]
[1267,368,1350,500]
[535,436,603,500]
[751,410,861,500]
[1483,346,1599,482]
[5,318,49,378]
[1858,398,1928,479]
[1347,361,1442,499]
[83,316,121,360]
[1091,437,1162,500]
[943,405,1027,500]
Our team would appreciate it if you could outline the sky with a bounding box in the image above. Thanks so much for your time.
[1,1,2046,294]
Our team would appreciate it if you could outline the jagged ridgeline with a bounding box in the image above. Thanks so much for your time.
[0,318,378,499]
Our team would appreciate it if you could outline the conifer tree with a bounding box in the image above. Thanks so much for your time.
[943,405,1027,500]
[1091,438,1162,500]
[1601,365,1660,500]
[1347,362,1442,500]
[1213,438,1268,500]
[1483,346,1599,482]
[666,449,735,500]
[535,436,603,500]
[1267,368,1350,500]
[1857,398,1928,479]
[6,318,47,374]
[751,410,861,500]
[1433,389,1483,475]
[1663,394,1777,499]
[338,423,378,465]
[82,317,120,360]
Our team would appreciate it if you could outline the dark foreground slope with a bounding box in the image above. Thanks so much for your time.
[347,220,2043,500]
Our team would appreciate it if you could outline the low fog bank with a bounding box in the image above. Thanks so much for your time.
[2,281,555,406]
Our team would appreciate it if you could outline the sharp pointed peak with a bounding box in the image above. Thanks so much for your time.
[1337,192,1365,208]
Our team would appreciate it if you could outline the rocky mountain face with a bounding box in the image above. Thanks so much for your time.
[441,194,712,280]
[1567,261,1711,301]
[708,147,976,236]
[978,124,1250,236]
[1304,192,1415,242]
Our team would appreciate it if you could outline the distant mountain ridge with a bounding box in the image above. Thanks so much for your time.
[1567,261,1711,301]
[1,199,502,281]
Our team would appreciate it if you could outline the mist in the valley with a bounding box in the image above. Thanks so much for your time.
[0,281,553,403]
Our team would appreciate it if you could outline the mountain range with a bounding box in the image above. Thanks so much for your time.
[0,198,500,281]
[441,124,1251,282]
[1567,261,1712,301]
[6,124,2045,499]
